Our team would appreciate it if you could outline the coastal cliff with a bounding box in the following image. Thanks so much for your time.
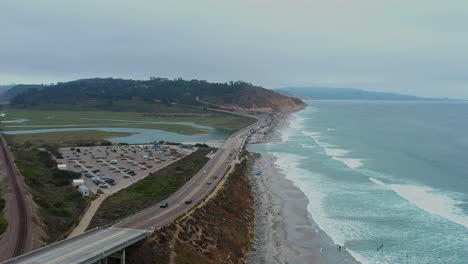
[9,78,306,114]
[125,158,255,264]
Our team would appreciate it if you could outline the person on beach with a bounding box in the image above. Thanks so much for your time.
[338,245,342,252]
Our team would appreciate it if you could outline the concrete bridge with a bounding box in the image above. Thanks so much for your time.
[1,227,147,264]
[0,116,266,264]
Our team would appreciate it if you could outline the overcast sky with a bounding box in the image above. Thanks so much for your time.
[1,0,467,98]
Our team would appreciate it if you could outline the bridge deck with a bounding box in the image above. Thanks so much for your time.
[2,227,147,264]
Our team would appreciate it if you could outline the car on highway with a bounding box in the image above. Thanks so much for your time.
[185,199,193,204]
[203,170,207,174]
[206,181,212,185]
[159,201,168,208]
[213,176,218,179]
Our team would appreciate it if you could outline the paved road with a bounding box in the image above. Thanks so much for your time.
[1,227,146,264]
[0,116,264,264]
[116,116,263,229]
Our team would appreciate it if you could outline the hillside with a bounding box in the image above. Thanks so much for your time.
[2,84,45,100]
[10,78,305,114]
[0,85,15,97]
[277,87,431,100]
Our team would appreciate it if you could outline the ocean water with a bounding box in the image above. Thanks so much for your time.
[249,100,468,264]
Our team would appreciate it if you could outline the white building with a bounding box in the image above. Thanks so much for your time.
[72,179,84,187]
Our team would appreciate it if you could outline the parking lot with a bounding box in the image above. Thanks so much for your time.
[56,144,194,195]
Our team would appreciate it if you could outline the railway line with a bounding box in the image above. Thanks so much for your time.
[0,135,30,258]
[0,114,266,263]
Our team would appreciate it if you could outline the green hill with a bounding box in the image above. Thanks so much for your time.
[10,78,305,113]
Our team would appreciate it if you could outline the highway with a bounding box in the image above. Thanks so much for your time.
[1,116,265,264]
[116,115,263,229]
[1,228,147,264]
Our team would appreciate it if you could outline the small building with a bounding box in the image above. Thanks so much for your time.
[78,185,90,197]
[73,179,84,187]
[57,164,67,170]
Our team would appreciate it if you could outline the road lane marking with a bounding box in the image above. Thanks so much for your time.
[46,229,141,264]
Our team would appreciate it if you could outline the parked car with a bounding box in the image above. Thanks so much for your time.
[98,183,108,188]
[104,178,115,183]
[84,173,93,178]
[159,201,168,208]
[139,162,147,165]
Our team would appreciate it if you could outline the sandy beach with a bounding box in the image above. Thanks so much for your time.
[247,116,358,264]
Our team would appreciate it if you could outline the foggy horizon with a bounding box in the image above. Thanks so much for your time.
[2,0,467,99]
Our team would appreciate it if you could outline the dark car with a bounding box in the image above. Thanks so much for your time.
[159,201,168,208]
[84,173,93,178]
[104,178,115,183]
[185,199,193,204]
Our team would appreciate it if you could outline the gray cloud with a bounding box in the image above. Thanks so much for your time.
[1,0,467,98]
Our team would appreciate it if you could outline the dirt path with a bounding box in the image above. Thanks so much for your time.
[0,135,33,261]
[67,194,108,238]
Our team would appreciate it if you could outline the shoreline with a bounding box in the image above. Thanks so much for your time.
[247,114,358,264]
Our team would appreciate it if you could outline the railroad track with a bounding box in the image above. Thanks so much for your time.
[0,135,28,257]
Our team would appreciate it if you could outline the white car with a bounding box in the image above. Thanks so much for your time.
[203,170,208,174]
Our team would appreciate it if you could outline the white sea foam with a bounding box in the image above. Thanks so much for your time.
[327,128,336,131]
[390,184,468,228]
[324,148,348,157]
[280,129,291,142]
[270,152,348,246]
[302,131,322,137]
[300,144,317,149]
[369,177,385,186]
[332,157,364,169]
[303,130,365,169]
[347,249,371,264]
[289,116,306,130]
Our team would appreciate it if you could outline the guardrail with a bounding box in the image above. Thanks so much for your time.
[1,228,104,263]
[0,116,265,263]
